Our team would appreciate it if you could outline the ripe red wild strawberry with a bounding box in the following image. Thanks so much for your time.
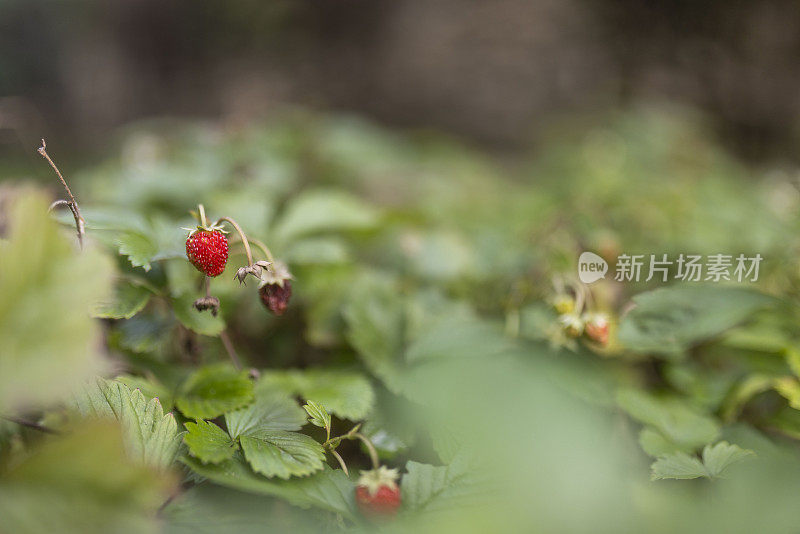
[186,229,229,277]
[355,466,401,518]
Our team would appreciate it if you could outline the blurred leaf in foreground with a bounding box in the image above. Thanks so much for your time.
[0,191,113,413]
[90,280,152,320]
[0,422,176,534]
[181,454,355,519]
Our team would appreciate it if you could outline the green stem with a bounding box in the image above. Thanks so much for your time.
[198,204,208,228]
[219,330,242,370]
[330,449,349,476]
[353,432,379,469]
[216,217,253,266]
[247,238,275,263]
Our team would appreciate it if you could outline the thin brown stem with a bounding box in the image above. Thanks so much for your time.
[216,217,253,265]
[3,415,59,434]
[48,199,69,212]
[204,275,211,298]
[38,139,85,249]
[219,330,242,370]
[330,449,349,476]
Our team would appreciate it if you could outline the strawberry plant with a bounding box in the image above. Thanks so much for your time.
[4,110,800,533]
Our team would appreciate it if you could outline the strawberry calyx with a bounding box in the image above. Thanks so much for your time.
[183,223,227,238]
[258,261,293,288]
[357,466,400,497]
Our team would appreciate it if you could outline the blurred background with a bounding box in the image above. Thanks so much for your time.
[5,2,800,533]
[3,0,800,163]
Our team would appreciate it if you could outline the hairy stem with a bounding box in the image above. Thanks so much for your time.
[247,238,275,263]
[197,204,208,228]
[330,449,349,476]
[38,139,85,249]
[353,433,380,469]
[216,217,253,265]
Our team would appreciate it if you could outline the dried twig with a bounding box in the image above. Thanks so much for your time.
[38,139,85,249]
[2,415,59,434]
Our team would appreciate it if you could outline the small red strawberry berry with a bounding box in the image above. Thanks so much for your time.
[583,313,609,346]
[186,228,228,277]
[355,466,401,518]
[258,261,293,315]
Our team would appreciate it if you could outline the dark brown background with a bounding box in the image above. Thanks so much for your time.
[2,0,800,161]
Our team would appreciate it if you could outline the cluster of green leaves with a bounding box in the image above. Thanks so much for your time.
[6,108,800,532]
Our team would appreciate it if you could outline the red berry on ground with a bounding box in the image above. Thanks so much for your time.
[355,466,401,518]
[186,229,229,277]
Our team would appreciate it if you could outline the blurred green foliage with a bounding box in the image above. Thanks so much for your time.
[3,107,800,532]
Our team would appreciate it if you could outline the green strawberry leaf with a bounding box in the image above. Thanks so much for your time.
[171,294,225,337]
[773,377,800,410]
[91,281,152,320]
[343,274,406,393]
[273,189,379,242]
[225,392,307,439]
[181,454,356,519]
[184,420,237,464]
[650,452,707,480]
[618,285,776,358]
[115,375,175,412]
[116,231,159,272]
[71,378,183,470]
[701,441,755,478]
[258,370,375,421]
[651,441,753,480]
[239,430,326,479]
[284,236,350,265]
[617,388,720,451]
[302,400,330,430]
[401,455,483,513]
[639,428,683,457]
[721,374,777,422]
[176,364,254,420]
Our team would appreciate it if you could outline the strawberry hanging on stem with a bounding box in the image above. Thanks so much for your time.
[185,204,229,278]
[355,465,402,518]
[185,204,292,317]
